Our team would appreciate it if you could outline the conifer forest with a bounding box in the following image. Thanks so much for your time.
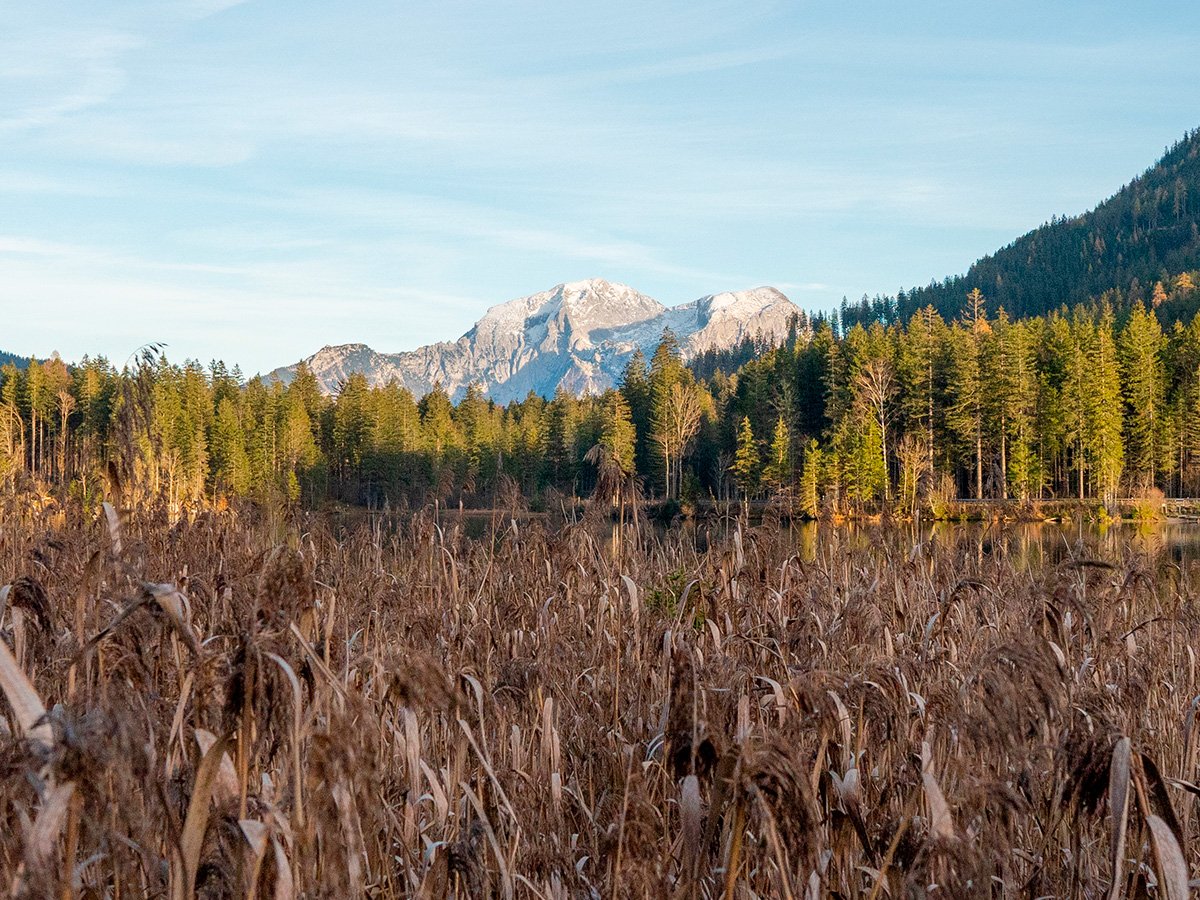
[7,278,1200,519]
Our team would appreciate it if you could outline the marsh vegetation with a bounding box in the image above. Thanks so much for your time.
[1,499,1199,897]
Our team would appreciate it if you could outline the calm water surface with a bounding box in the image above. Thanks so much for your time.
[436,509,1200,573]
[784,519,1200,570]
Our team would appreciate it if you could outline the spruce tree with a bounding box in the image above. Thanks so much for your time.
[210,396,250,496]
[763,414,791,491]
[1120,302,1167,491]
[799,439,822,517]
[897,306,945,481]
[731,416,760,498]
[599,392,637,476]
[1087,307,1124,500]
[945,321,984,498]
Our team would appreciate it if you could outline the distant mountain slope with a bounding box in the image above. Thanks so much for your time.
[272,278,807,401]
[887,129,1200,323]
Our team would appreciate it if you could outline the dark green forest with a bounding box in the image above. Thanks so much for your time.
[4,274,1200,517]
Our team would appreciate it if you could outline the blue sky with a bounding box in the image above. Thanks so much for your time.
[2,1,1197,374]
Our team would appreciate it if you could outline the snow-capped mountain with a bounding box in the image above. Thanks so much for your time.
[269,278,807,402]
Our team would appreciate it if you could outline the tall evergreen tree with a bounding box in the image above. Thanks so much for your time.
[210,396,250,496]
[1087,307,1125,500]
[731,416,759,498]
[763,414,792,492]
[599,392,636,476]
[897,306,946,485]
[1120,302,1168,490]
[946,318,985,498]
[799,439,822,517]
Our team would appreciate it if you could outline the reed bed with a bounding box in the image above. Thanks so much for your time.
[0,503,1198,898]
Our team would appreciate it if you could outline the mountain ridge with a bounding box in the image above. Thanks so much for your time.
[271,278,807,401]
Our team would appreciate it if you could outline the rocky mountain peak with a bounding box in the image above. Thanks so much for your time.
[270,280,808,402]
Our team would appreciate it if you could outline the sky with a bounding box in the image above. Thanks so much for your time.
[2,1,1198,375]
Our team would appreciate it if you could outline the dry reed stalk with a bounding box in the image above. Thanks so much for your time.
[3,505,1200,896]
[175,731,232,900]
[1146,814,1190,900]
[0,630,51,750]
[1109,736,1132,900]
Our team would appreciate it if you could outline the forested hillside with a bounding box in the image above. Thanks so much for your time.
[841,130,1200,329]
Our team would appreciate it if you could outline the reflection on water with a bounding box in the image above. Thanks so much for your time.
[440,509,1200,577]
[785,519,1200,571]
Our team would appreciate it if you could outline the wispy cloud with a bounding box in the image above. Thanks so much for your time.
[0,29,139,131]
[245,184,744,283]
[518,43,799,89]
[0,171,119,196]
[181,0,252,19]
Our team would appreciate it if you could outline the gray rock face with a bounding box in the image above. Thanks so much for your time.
[269,278,807,401]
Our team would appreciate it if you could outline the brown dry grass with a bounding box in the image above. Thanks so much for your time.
[1,503,1199,898]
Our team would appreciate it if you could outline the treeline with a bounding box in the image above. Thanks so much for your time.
[0,351,33,370]
[5,274,1200,516]
[0,334,723,513]
[753,276,1200,513]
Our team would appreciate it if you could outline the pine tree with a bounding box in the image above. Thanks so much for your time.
[988,312,1038,499]
[290,363,327,429]
[243,378,278,501]
[849,323,895,500]
[897,306,945,483]
[178,362,211,503]
[333,373,373,476]
[945,321,984,498]
[620,349,652,479]
[1032,314,1068,498]
[1120,302,1167,491]
[835,415,886,507]
[731,416,759,498]
[795,321,834,437]
[763,414,791,491]
[545,388,580,491]
[210,396,250,496]
[799,439,822,517]
[1058,314,1092,499]
[279,390,318,503]
[150,364,185,503]
[419,384,460,460]
[1087,307,1124,500]
[599,392,637,476]
[0,364,24,482]
[1170,314,1200,494]
[504,392,545,496]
